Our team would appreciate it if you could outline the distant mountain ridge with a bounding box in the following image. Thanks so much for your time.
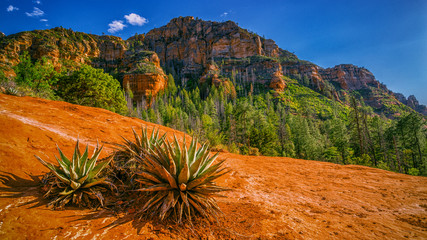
[0,16,425,116]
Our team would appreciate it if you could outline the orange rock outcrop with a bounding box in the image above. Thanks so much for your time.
[123,73,167,100]
[269,71,286,92]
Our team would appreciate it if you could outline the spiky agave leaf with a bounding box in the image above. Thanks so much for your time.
[35,139,114,209]
[134,136,229,223]
[108,126,166,191]
[114,126,166,159]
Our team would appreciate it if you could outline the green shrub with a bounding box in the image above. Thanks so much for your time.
[56,64,128,114]
[408,168,420,176]
[132,62,160,74]
[377,161,391,171]
[12,52,58,99]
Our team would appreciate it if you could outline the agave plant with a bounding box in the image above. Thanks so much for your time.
[35,139,113,209]
[5,87,19,96]
[132,136,229,223]
[109,127,165,189]
[114,126,165,163]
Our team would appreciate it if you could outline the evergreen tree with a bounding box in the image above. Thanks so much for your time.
[325,117,350,164]
[234,98,255,153]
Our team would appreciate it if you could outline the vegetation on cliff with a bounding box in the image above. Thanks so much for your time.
[137,72,427,176]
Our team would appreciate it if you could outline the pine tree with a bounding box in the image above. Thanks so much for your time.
[325,117,350,164]
[234,98,255,152]
[350,96,365,156]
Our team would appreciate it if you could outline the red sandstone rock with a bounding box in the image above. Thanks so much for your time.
[0,93,426,239]
[269,71,286,92]
[122,73,167,100]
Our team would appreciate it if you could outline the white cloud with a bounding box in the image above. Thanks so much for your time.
[26,7,44,17]
[221,10,233,17]
[34,0,41,4]
[108,20,126,33]
[7,5,19,12]
[124,13,148,26]
[40,19,48,22]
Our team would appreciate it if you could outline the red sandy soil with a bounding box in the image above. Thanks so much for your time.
[0,93,426,239]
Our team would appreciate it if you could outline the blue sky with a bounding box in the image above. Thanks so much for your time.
[1,0,426,104]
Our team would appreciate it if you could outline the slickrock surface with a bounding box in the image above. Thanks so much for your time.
[0,93,426,239]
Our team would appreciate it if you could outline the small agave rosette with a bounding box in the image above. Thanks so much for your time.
[35,139,114,209]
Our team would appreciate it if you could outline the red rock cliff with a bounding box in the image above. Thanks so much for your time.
[144,17,281,68]
[142,16,292,92]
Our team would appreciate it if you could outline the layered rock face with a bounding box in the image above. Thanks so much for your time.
[281,63,382,93]
[123,73,166,101]
[281,61,427,114]
[216,56,286,92]
[319,65,427,115]
[98,36,126,61]
[199,63,237,98]
[269,71,286,91]
[144,17,281,71]
[142,16,289,92]
[282,62,324,89]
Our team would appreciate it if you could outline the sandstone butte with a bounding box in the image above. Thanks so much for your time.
[0,93,426,239]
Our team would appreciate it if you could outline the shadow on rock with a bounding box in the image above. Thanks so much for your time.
[0,171,47,209]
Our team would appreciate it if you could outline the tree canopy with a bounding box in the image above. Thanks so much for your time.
[56,64,127,114]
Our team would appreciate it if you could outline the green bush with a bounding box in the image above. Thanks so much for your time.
[408,168,420,176]
[56,64,128,114]
[130,62,160,74]
[13,52,58,99]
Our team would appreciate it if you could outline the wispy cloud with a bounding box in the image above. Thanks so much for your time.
[26,7,44,17]
[34,0,41,4]
[108,20,126,33]
[220,10,233,18]
[124,13,148,26]
[6,5,19,12]
[40,19,48,22]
